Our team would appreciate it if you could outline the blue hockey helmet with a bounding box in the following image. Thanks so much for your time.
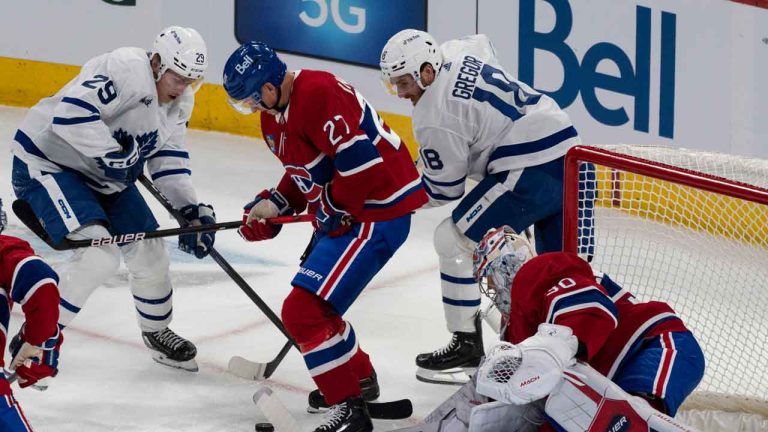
[223,42,287,114]
[0,198,6,233]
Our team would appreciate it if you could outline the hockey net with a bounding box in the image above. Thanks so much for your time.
[563,145,768,428]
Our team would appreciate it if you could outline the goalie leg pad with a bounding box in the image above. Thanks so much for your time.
[55,224,121,327]
[282,287,370,406]
[122,238,173,332]
[546,362,697,432]
[434,218,480,334]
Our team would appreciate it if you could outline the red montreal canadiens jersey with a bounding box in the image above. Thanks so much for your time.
[504,252,688,378]
[0,235,60,395]
[259,70,427,220]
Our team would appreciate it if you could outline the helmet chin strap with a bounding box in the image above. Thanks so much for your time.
[262,84,290,114]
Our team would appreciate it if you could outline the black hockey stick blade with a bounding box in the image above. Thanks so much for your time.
[12,199,57,248]
[367,399,413,420]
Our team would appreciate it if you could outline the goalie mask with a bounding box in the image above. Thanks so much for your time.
[0,198,6,233]
[472,226,537,317]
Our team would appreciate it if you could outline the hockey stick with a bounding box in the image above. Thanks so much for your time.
[11,199,310,251]
[137,175,302,379]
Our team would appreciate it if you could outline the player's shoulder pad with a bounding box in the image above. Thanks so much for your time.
[296,70,350,104]
[0,235,35,261]
[440,34,497,64]
[105,47,155,102]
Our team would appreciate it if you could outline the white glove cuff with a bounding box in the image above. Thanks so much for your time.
[246,198,280,223]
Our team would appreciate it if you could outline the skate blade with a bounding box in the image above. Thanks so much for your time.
[150,352,199,372]
[415,366,475,385]
[306,405,327,414]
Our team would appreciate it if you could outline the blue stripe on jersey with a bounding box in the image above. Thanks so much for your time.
[14,130,49,160]
[133,291,173,305]
[151,168,191,180]
[596,273,625,298]
[11,258,59,304]
[422,179,463,202]
[303,325,357,371]
[359,102,382,143]
[136,308,173,321]
[363,181,423,209]
[440,273,476,285]
[548,287,618,324]
[148,150,190,160]
[489,125,578,163]
[52,116,100,125]
[443,296,481,307]
[61,97,99,114]
[335,138,382,174]
[305,155,335,186]
[60,297,81,314]
[423,175,467,187]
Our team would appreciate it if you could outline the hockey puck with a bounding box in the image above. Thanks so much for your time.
[255,422,274,432]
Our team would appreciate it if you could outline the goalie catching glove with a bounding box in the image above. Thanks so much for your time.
[476,323,577,405]
[238,189,294,242]
[9,324,63,389]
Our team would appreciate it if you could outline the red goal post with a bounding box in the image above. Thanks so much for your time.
[562,145,768,425]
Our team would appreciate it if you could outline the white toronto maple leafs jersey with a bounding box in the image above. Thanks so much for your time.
[11,47,197,207]
[413,35,580,207]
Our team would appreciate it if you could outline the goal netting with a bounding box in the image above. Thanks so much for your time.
[562,145,768,429]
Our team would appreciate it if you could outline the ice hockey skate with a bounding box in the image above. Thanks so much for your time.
[141,328,198,372]
[416,314,483,385]
[313,396,372,432]
[307,370,380,413]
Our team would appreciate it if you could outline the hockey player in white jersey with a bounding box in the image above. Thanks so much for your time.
[10,26,216,372]
[380,30,584,384]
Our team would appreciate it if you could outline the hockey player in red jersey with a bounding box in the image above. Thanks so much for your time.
[0,198,63,431]
[222,42,427,432]
[469,226,705,430]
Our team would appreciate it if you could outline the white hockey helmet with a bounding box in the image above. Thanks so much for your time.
[151,26,208,91]
[380,29,442,94]
[472,226,537,316]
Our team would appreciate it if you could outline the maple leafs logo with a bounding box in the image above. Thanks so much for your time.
[136,130,159,157]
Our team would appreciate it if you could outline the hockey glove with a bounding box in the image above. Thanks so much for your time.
[9,325,63,389]
[179,203,216,258]
[238,189,294,242]
[95,134,145,185]
[315,186,353,238]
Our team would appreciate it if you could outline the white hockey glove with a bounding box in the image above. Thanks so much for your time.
[476,324,578,405]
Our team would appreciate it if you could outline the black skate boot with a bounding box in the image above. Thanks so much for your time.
[313,396,373,432]
[141,328,198,372]
[415,313,483,385]
[308,369,379,413]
